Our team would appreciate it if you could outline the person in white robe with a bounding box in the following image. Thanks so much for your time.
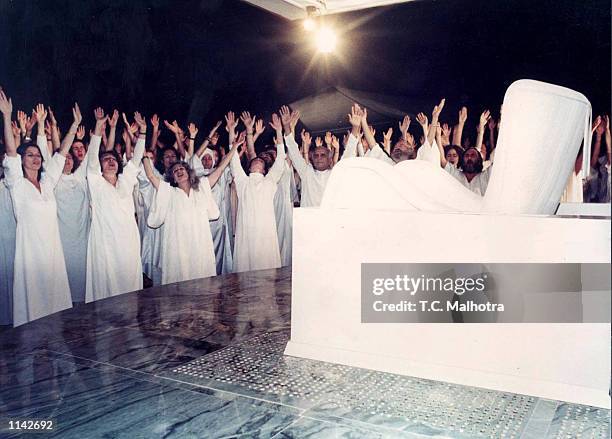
[143,137,238,284]
[137,146,178,285]
[38,103,90,303]
[0,179,16,325]
[85,109,146,302]
[280,106,355,207]
[239,111,295,267]
[0,95,72,326]
[190,147,234,274]
[229,111,287,272]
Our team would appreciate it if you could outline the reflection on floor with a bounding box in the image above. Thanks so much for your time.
[0,267,609,438]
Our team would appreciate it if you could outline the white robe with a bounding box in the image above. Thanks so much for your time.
[444,162,493,196]
[190,156,234,274]
[137,165,164,285]
[2,149,72,327]
[284,134,333,207]
[53,153,90,303]
[147,177,219,284]
[231,143,286,272]
[274,162,293,267]
[85,135,144,302]
[0,181,16,325]
[38,136,90,303]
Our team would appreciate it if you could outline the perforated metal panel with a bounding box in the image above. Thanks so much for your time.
[170,331,609,438]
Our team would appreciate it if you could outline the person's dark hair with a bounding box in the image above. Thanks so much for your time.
[459,146,484,173]
[156,146,179,174]
[444,144,464,164]
[165,161,200,189]
[17,141,44,181]
[248,156,269,175]
[99,149,124,174]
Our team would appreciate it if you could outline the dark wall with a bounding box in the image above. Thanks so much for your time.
[0,0,609,131]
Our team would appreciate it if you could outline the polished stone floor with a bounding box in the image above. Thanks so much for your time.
[0,267,609,438]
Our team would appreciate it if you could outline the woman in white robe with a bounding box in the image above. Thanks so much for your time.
[143,141,237,284]
[38,103,90,303]
[0,95,72,326]
[229,112,286,272]
[85,109,145,302]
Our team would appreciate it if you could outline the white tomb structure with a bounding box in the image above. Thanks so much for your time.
[285,80,611,408]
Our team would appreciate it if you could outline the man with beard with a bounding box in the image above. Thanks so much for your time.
[281,105,359,207]
[441,110,493,196]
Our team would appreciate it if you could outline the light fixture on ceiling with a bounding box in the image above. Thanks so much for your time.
[303,5,318,31]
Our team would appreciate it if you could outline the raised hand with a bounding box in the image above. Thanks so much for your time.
[383,127,393,153]
[269,113,283,133]
[432,98,446,119]
[458,106,468,124]
[94,107,106,122]
[594,115,605,136]
[405,132,415,147]
[225,111,239,135]
[315,136,323,148]
[279,105,292,133]
[254,118,265,137]
[210,131,219,146]
[416,112,428,127]
[479,109,491,129]
[235,130,247,147]
[17,110,27,132]
[487,117,496,132]
[134,112,147,132]
[348,104,363,128]
[34,103,48,125]
[76,125,85,140]
[11,121,20,137]
[150,114,160,130]
[441,123,451,139]
[325,131,332,147]
[331,135,340,150]
[25,110,37,134]
[240,111,256,133]
[301,129,312,147]
[48,107,58,126]
[163,119,181,134]
[604,115,610,132]
[188,122,198,138]
[72,102,82,125]
[0,89,12,115]
[289,109,300,133]
[398,115,410,135]
[108,109,119,127]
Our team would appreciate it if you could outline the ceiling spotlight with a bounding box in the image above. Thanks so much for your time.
[315,27,337,53]
[303,5,318,32]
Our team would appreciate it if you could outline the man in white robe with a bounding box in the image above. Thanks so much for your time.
[85,109,146,302]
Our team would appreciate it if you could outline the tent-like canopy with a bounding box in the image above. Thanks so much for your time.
[243,0,414,20]
[288,86,429,135]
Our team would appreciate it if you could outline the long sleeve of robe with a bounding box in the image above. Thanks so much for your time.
[85,135,144,302]
[340,134,359,160]
[284,134,332,207]
[2,153,72,326]
[231,142,285,272]
[146,177,219,285]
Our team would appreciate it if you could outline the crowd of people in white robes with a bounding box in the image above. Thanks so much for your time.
[0,87,609,327]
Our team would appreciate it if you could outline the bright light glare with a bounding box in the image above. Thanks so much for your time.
[315,27,337,53]
[303,18,316,31]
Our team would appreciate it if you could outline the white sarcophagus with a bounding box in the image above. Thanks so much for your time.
[284,80,611,408]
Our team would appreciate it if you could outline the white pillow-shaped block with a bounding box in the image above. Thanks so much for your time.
[320,80,591,216]
[482,79,591,215]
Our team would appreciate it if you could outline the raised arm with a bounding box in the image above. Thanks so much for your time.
[342,104,363,159]
[0,89,16,156]
[253,118,265,145]
[487,117,497,152]
[164,119,186,159]
[59,102,83,157]
[475,109,491,157]
[280,107,309,177]
[267,114,287,183]
[453,106,467,146]
[301,129,311,164]
[107,110,119,151]
[87,109,108,174]
[142,151,160,189]
[150,114,160,155]
[416,112,429,145]
[131,111,147,165]
[48,107,61,152]
[428,98,445,146]
[208,131,241,188]
[226,111,246,182]
[195,121,222,158]
[360,108,377,151]
[604,115,611,166]
[240,111,257,160]
[186,122,198,158]
[382,128,393,155]
[398,115,411,142]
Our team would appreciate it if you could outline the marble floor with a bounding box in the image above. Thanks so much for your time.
[0,267,609,438]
